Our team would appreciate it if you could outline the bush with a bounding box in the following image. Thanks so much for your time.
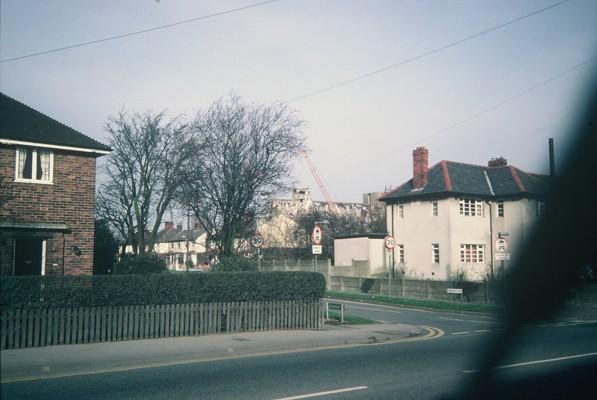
[112,254,167,274]
[212,256,258,272]
[0,272,326,310]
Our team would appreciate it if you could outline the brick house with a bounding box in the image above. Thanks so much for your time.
[0,93,110,276]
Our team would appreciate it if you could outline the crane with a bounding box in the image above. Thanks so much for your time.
[302,152,339,213]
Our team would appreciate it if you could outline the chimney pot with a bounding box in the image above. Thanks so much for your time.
[164,221,174,231]
[412,147,429,189]
[488,157,508,167]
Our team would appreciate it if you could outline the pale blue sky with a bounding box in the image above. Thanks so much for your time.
[1,0,595,202]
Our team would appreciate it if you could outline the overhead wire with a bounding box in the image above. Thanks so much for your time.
[0,0,280,63]
[327,55,597,179]
[283,0,571,103]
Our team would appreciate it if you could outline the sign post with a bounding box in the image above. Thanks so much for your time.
[312,224,323,273]
[495,237,510,274]
[384,235,396,293]
[250,233,264,271]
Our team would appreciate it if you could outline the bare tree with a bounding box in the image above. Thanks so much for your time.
[98,111,194,255]
[181,95,306,257]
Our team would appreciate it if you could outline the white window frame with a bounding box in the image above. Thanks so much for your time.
[432,243,440,264]
[537,201,546,217]
[432,201,438,216]
[460,244,485,263]
[459,199,483,217]
[14,147,54,184]
[497,201,504,218]
[397,244,405,264]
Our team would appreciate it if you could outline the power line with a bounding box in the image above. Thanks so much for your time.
[0,0,280,63]
[284,0,570,103]
[328,55,596,179]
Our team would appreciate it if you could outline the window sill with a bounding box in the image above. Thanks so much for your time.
[13,178,54,185]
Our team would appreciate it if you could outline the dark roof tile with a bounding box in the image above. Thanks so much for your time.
[0,93,110,152]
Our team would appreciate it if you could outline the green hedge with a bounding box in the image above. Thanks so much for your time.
[0,272,326,310]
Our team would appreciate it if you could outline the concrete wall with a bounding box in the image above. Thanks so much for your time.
[334,237,386,275]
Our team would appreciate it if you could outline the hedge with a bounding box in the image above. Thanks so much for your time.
[0,272,326,310]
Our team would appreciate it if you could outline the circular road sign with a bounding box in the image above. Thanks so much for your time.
[312,224,323,245]
[250,233,264,249]
[495,238,508,253]
[384,235,396,250]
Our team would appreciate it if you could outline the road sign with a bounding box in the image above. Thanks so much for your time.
[312,224,323,245]
[447,288,463,294]
[495,253,510,260]
[495,238,508,253]
[250,233,264,248]
[312,245,322,254]
[384,235,396,250]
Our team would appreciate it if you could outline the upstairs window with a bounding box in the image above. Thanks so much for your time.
[432,201,438,216]
[16,148,53,183]
[459,199,483,216]
[497,201,504,218]
[398,205,404,218]
[537,201,546,217]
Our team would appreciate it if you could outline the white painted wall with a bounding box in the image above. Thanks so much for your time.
[334,237,386,276]
[386,198,543,281]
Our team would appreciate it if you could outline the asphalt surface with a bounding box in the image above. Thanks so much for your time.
[2,301,597,400]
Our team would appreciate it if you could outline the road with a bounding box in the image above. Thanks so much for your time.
[3,300,597,400]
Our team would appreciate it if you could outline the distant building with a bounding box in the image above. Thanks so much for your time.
[123,222,209,271]
[0,93,111,276]
[258,188,366,250]
[380,147,549,281]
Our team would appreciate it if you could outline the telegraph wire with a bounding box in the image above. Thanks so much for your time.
[328,55,596,178]
[0,0,280,63]
[284,0,571,103]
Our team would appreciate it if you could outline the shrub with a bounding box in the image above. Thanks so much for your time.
[112,254,167,274]
[212,256,258,272]
[0,272,326,310]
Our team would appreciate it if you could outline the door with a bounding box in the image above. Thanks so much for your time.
[14,239,44,276]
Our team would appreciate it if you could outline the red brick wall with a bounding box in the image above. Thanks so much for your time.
[412,146,429,189]
[0,145,97,275]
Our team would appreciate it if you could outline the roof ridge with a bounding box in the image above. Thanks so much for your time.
[441,160,453,191]
[509,165,527,192]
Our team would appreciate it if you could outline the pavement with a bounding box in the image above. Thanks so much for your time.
[1,321,433,383]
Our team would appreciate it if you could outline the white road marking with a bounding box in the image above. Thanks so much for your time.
[463,351,597,373]
[474,329,491,333]
[322,298,432,313]
[451,331,471,335]
[438,317,497,324]
[272,386,368,400]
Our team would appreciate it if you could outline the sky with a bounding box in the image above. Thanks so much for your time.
[1,0,596,203]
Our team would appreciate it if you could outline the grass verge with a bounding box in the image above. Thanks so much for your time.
[325,290,499,314]
[325,310,377,325]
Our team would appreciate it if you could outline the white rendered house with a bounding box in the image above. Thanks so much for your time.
[381,147,548,281]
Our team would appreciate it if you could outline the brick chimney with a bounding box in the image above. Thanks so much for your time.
[488,157,508,167]
[164,221,174,231]
[412,147,429,189]
[176,224,182,231]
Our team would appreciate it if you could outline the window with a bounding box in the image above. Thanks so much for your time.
[432,243,440,264]
[15,147,53,183]
[459,199,483,216]
[398,205,404,218]
[460,244,485,263]
[432,201,438,216]
[537,201,546,217]
[497,201,504,218]
[397,244,405,264]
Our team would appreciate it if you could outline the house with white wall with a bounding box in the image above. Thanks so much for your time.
[381,147,549,281]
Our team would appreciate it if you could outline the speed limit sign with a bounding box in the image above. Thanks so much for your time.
[250,233,264,249]
[384,235,396,250]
